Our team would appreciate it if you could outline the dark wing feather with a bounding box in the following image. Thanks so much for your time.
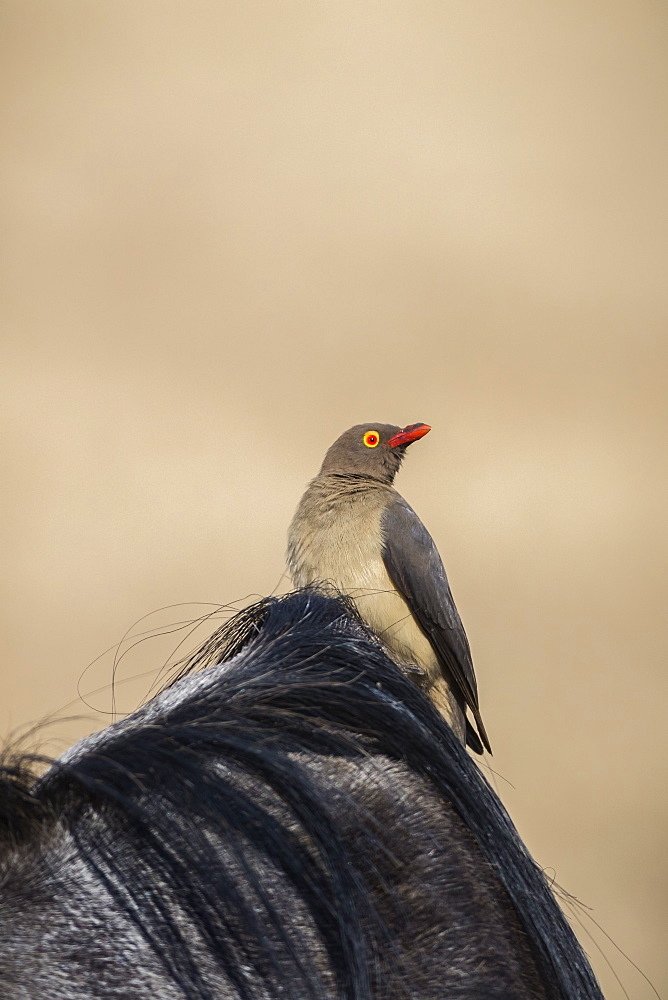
[381,497,492,754]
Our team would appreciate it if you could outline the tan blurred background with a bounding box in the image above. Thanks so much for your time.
[2,1,667,995]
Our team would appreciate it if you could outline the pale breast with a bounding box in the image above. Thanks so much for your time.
[288,480,389,592]
[287,480,440,675]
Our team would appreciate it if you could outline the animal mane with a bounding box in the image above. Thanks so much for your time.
[0,590,602,1000]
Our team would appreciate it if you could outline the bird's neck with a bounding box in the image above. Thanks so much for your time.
[316,472,394,492]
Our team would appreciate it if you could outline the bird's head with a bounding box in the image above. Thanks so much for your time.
[319,422,431,483]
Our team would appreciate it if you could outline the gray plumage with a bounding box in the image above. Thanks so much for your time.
[287,422,491,754]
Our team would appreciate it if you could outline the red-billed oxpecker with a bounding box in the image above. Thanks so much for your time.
[287,422,491,754]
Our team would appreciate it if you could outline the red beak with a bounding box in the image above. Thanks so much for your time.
[386,423,431,448]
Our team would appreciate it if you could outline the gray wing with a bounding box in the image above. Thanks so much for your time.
[381,497,491,754]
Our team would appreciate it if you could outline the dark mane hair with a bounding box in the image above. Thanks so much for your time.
[0,590,602,1000]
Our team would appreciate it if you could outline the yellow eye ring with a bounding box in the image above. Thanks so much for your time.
[363,431,380,448]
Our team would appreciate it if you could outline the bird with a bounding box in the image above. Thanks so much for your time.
[287,422,491,754]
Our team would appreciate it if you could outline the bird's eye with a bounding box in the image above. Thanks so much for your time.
[363,431,379,448]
